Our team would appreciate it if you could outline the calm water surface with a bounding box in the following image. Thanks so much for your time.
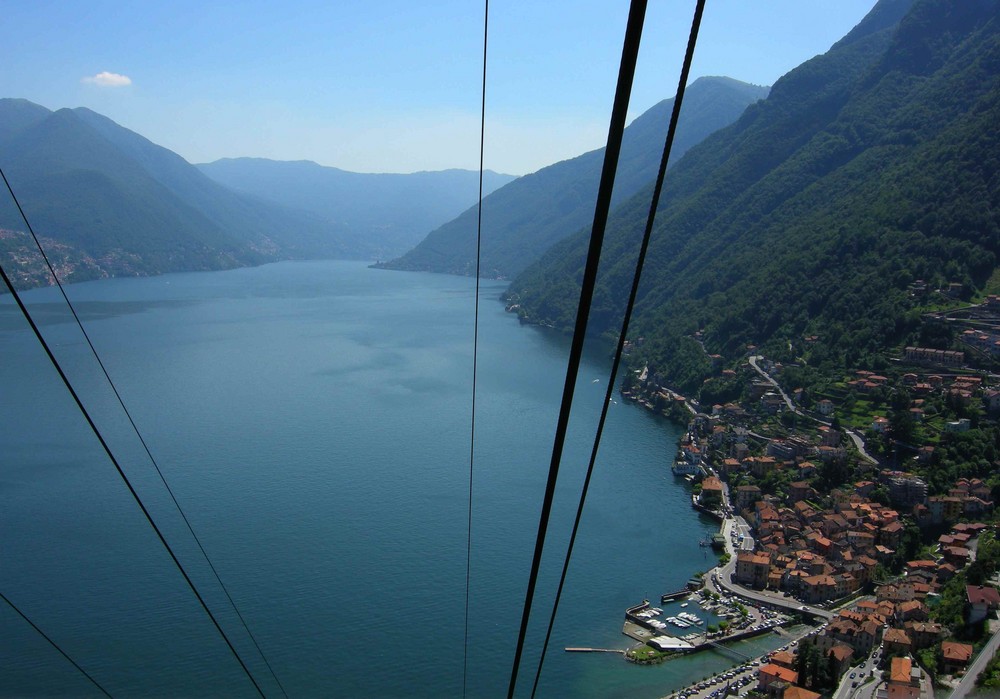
[0,261,774,698]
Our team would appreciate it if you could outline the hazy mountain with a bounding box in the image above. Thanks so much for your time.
[198,158,517,259]
[507,0,1000,391]
[378,76,770,279]
[0,99,358,284]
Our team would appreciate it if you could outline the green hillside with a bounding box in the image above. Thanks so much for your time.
[506,0,1000,393]
[0,101,355,285]
[378,76,769,279]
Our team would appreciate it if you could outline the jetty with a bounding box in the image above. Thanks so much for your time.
[660,588,693,603]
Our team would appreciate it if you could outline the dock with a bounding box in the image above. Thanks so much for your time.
[565,647,626,654]
[660,589,692,603]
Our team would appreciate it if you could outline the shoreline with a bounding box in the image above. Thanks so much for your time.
[611,384,826,699]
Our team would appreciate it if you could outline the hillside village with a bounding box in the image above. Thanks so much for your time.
[624,291,1000,698]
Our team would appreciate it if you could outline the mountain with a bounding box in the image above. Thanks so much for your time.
[197,158,516,259]
[377,76,770,279]
[0,99,359,285]
[506,0,1000,392]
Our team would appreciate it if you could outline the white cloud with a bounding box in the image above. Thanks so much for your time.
[81,71,132,87]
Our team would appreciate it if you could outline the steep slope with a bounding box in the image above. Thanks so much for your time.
[197,158,516,258]
[378,76,769,279]
[0,100,354,284]
[507,0,1000,392]
[0,106,263,276]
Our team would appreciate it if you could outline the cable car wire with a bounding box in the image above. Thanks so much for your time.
[0,590,114,698]
[528,3,707,695]
[0,168,268,699]
[1,168,288,698]
[505,1,648,695]
[464,1,489,697]
[1,167,288,699]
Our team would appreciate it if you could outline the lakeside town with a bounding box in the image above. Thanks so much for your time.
[611,292,1000,699]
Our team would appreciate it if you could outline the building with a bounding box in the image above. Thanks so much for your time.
[882,628,912,657]
[789,481,812,504]
[941,641,974,676]
[904,346,964,367]
[903,621,942,650]
[781,687,821,699]
[758,664,799,691]
[735,485,762,513]
[887,657,920,699]
[888,475,928,508]
[927,496,965,525]
[700,476,724,508]
[771,650,796,669]
[967,585,1000,624]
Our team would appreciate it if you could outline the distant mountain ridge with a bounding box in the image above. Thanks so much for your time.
[0,100,513,286]
[506,0,1000,391]
[197,158,515,259]
[377,76,770,279]
[0,99,353,285]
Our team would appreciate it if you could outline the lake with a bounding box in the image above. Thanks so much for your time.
[0,260,768,698]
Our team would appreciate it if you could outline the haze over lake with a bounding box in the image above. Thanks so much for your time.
[0,260,766,697]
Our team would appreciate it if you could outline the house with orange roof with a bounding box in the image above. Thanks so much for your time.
[887,657,920,699]
[781,687,821,699]
[883,627,912,656]
[941,641,974,675]
[895,600,929,624]
[758,664,798,690]
[771,650,796,669]
[967,584,1000,623]
[700,476,724,508]
[903,621,943,649]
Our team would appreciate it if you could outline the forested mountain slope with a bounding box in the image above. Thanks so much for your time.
[378,76,769,279]
[0,100,355,284]
[198,158,515,259]
[506,0,1000,392]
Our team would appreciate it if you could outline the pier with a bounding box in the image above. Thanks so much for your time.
[660,589,692,603]
[565,647,626,654]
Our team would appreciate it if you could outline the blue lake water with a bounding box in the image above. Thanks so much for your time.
[0,260,776,698]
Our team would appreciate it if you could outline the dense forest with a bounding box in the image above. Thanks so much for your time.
[506,0,1000,395]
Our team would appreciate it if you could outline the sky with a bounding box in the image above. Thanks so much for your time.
[1,0,880,176]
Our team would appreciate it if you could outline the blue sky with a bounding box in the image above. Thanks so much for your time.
[1,1,878,175]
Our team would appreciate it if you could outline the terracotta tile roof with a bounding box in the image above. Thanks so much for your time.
[884,628,911,645]
[760,664,798,684]
[942,641,974,663]
[771,650,796,667]
[967,585,1000,606]
[890,657,912,684]
[829,644,853,661]
[783,687,821,699]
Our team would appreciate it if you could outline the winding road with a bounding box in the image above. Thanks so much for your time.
[747,355,877,465]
